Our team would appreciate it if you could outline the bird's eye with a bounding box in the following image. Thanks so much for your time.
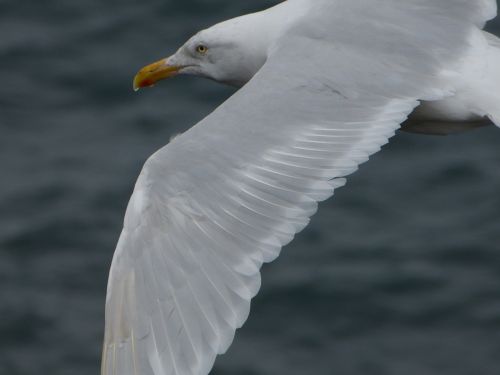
[196,45,208,54]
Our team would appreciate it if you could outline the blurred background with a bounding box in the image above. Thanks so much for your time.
[1,1,500,374]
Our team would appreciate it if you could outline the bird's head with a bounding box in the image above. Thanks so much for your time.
[133,16,269,90]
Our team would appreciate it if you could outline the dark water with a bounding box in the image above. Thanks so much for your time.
[1,1,500,374]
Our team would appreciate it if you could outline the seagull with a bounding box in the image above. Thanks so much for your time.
[102,1,500,374]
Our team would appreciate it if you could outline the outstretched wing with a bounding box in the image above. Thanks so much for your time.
[102,1,497,374]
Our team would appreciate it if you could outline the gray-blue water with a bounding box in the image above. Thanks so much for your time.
[1,1,500,374]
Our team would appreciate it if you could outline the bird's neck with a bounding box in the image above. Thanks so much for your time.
[212,0,309,87]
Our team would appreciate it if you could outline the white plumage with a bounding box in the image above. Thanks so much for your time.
[102,1,500,374]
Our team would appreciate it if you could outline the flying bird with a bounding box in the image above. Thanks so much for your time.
[102,1,500,374]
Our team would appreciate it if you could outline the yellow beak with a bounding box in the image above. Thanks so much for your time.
[133,58,181,91]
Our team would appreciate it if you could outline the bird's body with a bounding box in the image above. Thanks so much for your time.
[160,0,500,134]
[102,1,500,375]
[162,0,500,135]
[406,31,500,134]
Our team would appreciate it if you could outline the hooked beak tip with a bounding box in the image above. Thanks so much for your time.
[133,58,180,91]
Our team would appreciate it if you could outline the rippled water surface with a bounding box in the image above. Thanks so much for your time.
[1,1,500,374]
